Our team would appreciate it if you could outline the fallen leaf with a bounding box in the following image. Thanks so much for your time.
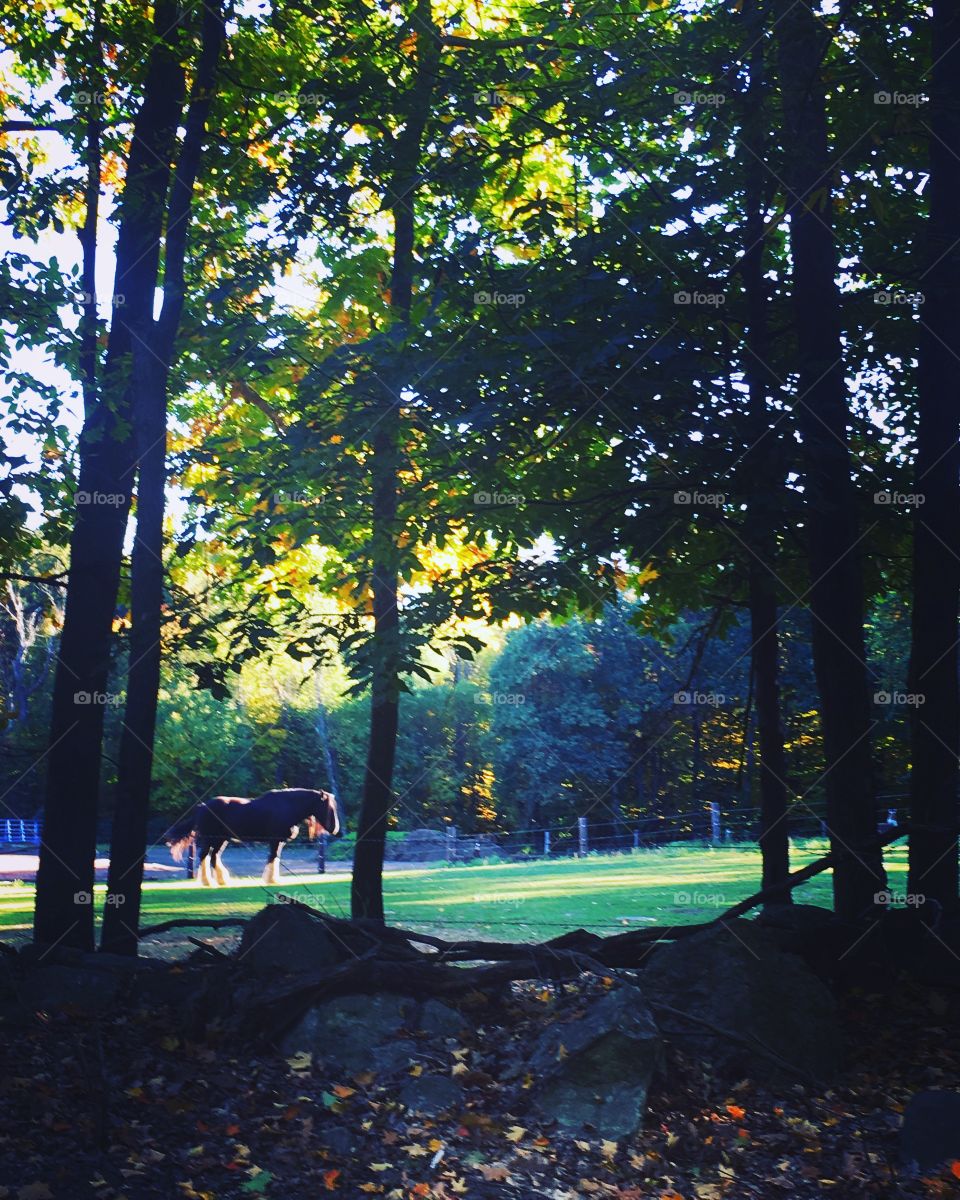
[323,1168,341,1190]
[505,1126,525,1143]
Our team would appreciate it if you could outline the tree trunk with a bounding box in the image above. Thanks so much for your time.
[741,0,791,902]
[351,0,439,920]
[101,0,224,955]
[907,0,960,912]
[34,1,185,951]
[773,0,884,918]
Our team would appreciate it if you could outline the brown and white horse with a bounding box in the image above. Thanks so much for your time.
[167,788,339,885]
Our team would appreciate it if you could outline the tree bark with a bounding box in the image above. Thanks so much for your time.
[101,0,224,955]
[907,0,960,912]
[351,0,440,919]
[773,0,885,918]
[740,0,791,902]
[34,1,185,951]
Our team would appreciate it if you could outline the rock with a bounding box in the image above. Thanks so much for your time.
[281,992,419,1074]
[529,984,661,1138]
[389,829,448,862]
[414,999,466,1039]
[237,904,344,975]
[20,965,122,1013]
[644,920,840,1084]
[756,903,836,934]
[901,1090,960,1171]
[399,1074,462,1116]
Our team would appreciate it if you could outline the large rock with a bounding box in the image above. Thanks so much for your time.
[901,1090,960,1171]
[530,985,661,1138]
[19,964,123,1013]
[281,993,466,1076]
[237,904,344,975]
[388,829,449,862]
[644,920,840,1084]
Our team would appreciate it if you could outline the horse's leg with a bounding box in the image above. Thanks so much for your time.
[213,840,230,885]
[271,841,285,885]
[198,842,214,886]
[262,840,281,885]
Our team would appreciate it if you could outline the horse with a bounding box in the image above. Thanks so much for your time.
[167,788,340,886]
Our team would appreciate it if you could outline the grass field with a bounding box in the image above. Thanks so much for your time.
[0,840,909,952]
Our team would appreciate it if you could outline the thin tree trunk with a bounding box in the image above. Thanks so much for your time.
[351,0,440,920]
[314,687,341,798]
[741,0,791,902]
[101,0,224,955]
[907,0,960,912]
[773,0,885,918]
[34,1,185,950]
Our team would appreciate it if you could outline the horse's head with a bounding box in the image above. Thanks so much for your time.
[305,790,340,839]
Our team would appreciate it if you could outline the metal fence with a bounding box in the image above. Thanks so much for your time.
[0,819,42,846]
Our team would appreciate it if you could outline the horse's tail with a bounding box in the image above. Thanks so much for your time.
[164,807,200,862]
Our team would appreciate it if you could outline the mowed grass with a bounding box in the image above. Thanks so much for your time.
[0,840,908,949]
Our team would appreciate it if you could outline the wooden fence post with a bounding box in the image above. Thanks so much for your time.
[446,826,457,863]
[543,829,551,856]
[710,801,721,845]
[317,833,328,875]
[578,816,588,858]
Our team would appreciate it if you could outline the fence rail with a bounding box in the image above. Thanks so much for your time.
[0,819,42,846]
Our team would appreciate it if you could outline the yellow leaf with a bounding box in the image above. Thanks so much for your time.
[286,1051,312,1071]
[505,1126,525,1143]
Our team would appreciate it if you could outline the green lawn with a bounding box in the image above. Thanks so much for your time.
[0,840,908,949]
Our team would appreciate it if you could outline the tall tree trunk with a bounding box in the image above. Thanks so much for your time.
[314,685,342,799]
[351,0,440,919]
[907,0,960,912]
[101,0,224,955]
[773,0,885,918]
[34,1,185,950]
[741,0,791,902]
